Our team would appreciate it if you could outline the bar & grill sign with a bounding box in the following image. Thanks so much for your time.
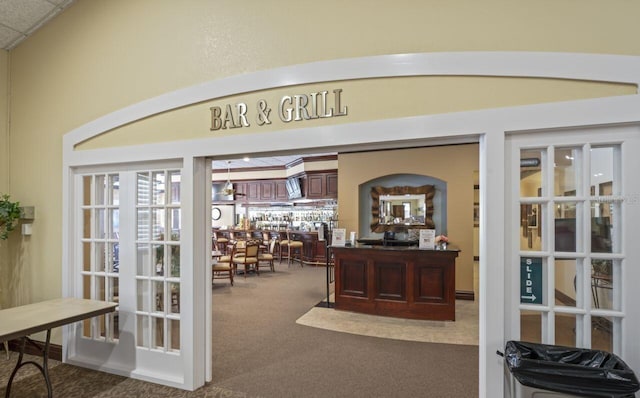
[520,257,542,304]
[209,88,348,131]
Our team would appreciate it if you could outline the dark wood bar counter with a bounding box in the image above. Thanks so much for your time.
[332,245,459,321]
[214,229,329,265]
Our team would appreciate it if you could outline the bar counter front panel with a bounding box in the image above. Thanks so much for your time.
[332,246,459,321]
[215,229,328,265]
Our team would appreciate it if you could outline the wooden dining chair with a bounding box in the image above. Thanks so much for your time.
[260,231,270,252]
[229,239,246,257]
[212,256,234,286]
[216,241,242,272]
[213,231,229,254]
[257,238,277,274]
[232,241,259,278]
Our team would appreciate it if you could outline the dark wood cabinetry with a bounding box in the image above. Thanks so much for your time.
[326,173,338,197]
[303,172,338,199]
[247,182,260,201]
[332,246,458,321]
[233,179,290,202]
[224,172,337,203]
[259,181,275,201]
[306,174,324,198]
[275,180,288,201]
[234,181,249,198]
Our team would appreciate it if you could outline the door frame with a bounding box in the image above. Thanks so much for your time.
[62,52,640,397]
[504,125,640,371]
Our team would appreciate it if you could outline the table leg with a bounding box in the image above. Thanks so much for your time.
[5,329,52,398]
[2,342,7,360]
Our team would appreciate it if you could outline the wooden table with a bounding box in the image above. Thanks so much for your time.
[0,298,118,398]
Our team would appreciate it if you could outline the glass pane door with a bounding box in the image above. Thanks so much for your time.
[136,170,182,353]
[68,164,193,390]
[509,126,640,372]
[79,173,120,341]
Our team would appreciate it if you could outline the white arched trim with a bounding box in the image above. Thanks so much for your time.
[63,52,640,151]
[61,51,640,398]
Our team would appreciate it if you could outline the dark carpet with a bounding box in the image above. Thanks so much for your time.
[1,262,478,397]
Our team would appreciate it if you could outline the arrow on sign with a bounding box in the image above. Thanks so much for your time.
[520,294,537,301]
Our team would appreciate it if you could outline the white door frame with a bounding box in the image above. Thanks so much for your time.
[62,52,640,397]
[64,160,205,389]
[504,125,640,371]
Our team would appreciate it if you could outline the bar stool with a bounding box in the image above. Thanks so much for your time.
[278,232,290,263]
[286,231,304,267]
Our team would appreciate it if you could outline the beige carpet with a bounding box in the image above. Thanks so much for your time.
[296,296,479,346]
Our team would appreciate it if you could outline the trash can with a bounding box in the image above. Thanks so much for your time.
[502,341,640,398]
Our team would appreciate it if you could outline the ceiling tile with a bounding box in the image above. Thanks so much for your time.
[0,0,75,50]
[0,0,55,32]
[211,153,336,170]
[0,24,20,49]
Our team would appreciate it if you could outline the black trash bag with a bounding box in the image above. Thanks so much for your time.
[505,340,640,398]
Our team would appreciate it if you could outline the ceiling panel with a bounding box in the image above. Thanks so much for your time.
[212,154,334,170]
[0,0,75,50]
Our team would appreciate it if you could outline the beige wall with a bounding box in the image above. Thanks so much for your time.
[0,50,8,307]
[0,50,7,193]
[79,77,633,149]
[3,0,640,311]
[338,144,478,292]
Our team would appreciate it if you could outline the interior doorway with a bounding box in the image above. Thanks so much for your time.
[205,144,482,393]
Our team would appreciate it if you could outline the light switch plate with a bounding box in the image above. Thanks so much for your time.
[22,223,32,235]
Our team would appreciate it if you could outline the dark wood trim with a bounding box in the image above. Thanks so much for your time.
[7,339,62,361]
[370,185,435,233]
[456,290,475,301]
[286,154,338,168]
[287,169,338,180]
[554,289,576,307]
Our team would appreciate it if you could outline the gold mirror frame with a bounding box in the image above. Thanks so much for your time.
[370,185,435,233]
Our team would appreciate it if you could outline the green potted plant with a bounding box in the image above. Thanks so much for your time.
[0,194,21,240]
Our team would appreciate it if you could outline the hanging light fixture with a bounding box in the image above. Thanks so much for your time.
[221,161,235,196]
[214,161,245,198]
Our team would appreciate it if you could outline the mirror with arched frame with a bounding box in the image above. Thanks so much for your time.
[370,185,435,232]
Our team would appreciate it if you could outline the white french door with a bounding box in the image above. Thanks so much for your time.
[65,161,197,389]
[505,125,640,371]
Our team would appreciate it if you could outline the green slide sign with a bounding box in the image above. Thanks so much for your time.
[520,257,542,304]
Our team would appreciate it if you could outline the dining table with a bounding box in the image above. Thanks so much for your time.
[0,298,118,398]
